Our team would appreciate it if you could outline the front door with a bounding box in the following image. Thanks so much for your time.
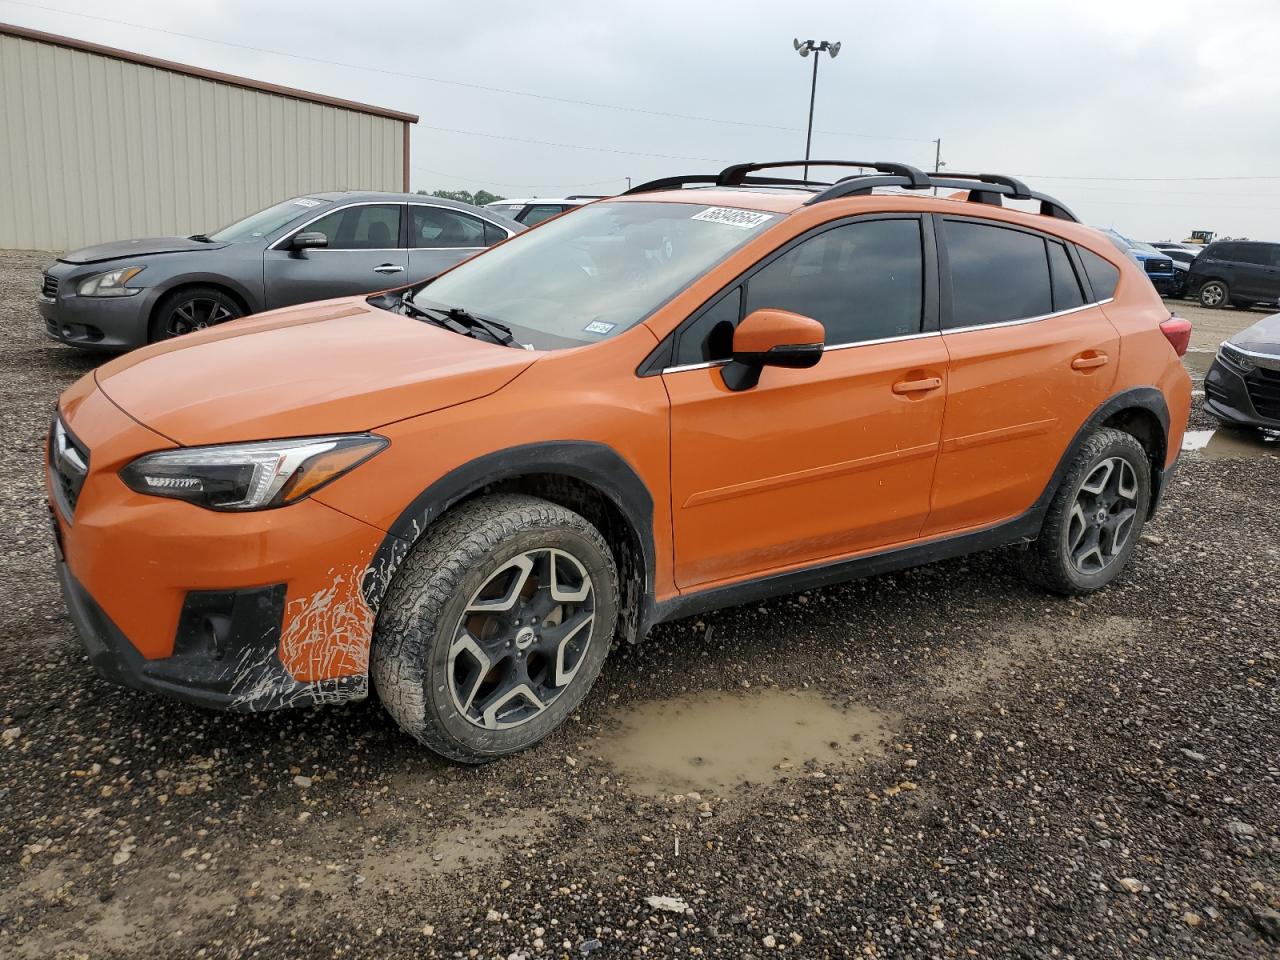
[922,217,1120,536]
[263,203,408,309]
[664,215,948,590]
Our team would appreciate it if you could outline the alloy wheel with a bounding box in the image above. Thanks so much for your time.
[447,548,596,730]
[1066,457,1139,575]
[165,297,236,337]
[1201,283,1225,307]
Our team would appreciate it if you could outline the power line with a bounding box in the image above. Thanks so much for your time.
[0,0,933,143]
[1022,173,1280,182]
[411,165,623,190]
[419,124,728,163]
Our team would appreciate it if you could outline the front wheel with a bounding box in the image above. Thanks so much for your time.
[1021,428,1152,595]
[148,286,243,342]
[372,494,618,763]
[1198,280,1228,308]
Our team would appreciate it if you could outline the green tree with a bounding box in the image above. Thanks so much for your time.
[415,189,506,207]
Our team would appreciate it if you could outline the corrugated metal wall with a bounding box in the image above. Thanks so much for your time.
[0,33,407,251]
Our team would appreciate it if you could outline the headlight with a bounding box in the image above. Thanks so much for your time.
[77,265,145,297]
[1218,342,1255,372]
[119,435,387,511]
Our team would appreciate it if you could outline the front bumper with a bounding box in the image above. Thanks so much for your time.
[1203,356,1280,429]
[39,264,157,351]
[56,560,364,711]
[48,385,389,711]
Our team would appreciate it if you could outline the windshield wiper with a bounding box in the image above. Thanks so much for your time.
[188,233,213,242]
[399,297,526,349]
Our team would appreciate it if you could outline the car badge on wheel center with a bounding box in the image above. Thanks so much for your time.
[515,626,537,650]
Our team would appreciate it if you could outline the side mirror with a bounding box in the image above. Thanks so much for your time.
[721,308,824,392]
[290,231,328,252]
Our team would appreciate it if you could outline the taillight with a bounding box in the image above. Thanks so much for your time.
[1160,315,1192,357]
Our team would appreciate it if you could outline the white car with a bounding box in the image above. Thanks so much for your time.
[484,196,604,226]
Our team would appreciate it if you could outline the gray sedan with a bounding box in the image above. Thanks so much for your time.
[38,191,524,351]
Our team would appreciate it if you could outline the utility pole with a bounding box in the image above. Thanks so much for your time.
[933,138,943,195]
[626,177,632,191]
[793,39,841,181]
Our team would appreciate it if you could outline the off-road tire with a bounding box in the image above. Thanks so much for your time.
[1021,428,1152,596]
[148,285,243,342]
[1198,280,1228,309]
[371,494,618,763]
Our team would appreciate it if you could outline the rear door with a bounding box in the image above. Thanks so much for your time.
[663,214,948,589]
[263,203,408,309]
[1232,243,1279,300]
[407,204,506,284]
[921,217,1120,537]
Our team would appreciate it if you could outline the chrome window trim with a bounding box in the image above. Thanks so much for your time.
[269,200,407,252]
[942,297,1113,336]
[658,298,1115,375]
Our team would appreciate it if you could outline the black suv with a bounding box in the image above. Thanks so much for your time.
[1184,240,1280,309]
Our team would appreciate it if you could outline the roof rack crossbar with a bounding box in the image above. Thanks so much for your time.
[717,160,930,188]
[624,162,1078,223]
[932,172,1032,200]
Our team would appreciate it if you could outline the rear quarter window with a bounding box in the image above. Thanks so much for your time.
[1077,247,1120,300]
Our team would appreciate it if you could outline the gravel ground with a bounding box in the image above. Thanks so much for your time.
[1,249,1276,959]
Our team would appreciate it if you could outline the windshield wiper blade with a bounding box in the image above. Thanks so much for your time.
[187,233,214,242]
[412,298,525,348]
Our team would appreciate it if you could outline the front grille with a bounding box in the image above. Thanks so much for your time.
[1245,367,1280,420]
[1144,257,1174,276]
[41,273,58,298]
[48,416,90,520]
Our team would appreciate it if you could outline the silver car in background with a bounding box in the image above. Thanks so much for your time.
[38,191,524,351]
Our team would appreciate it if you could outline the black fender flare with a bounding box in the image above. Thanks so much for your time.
[1032,386,1173,519]
[360,441,657,626]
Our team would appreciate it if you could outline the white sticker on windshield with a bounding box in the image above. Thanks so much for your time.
[583,320,616,335]
[294,198,323,207]
[691,207,775,230]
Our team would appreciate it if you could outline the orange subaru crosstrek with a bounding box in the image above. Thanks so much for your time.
[48,161,1192,762]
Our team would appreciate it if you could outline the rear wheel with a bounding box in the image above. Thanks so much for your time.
[372,494,618,763]
[1021,428,1152,595]
[149,286,242,342]
[1198,280,1228,308]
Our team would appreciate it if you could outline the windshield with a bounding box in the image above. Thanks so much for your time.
[412,201,778,347]
[485,203,525,217]
[209,197,332,242]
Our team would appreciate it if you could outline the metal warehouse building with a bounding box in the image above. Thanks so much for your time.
[0,23,418,251]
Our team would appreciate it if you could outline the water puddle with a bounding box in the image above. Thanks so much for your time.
[1182,428,1280,460]
[598,689,893,796]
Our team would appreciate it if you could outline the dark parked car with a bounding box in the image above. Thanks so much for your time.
[39,192,524,351]
[1184,240,1280,309]
[1149,242,1201,299]
[1204,313,1280,430]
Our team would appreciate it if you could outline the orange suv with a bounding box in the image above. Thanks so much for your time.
[48,161,1192,762]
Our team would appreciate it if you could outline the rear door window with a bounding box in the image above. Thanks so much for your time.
[410,206,488,248]
[521,204,566,226]
[943,220,1052,328]
[1077,247,1120,300]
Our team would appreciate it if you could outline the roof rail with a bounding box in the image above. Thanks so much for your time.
[622,161,1078,222]
[565,194,607,200]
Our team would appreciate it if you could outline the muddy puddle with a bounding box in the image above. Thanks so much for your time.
[1182,427,1280,460]
[597,689,893,796]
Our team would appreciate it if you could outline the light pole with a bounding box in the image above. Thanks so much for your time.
[793,38,841,181]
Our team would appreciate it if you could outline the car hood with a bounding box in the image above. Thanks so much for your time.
[92,298,539,444]
[59,236,230,264]
[1231,312,1280,354]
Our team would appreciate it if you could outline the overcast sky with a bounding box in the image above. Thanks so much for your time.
[5,0,1280,240]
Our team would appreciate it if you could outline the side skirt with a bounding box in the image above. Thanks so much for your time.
[652,509,1043,626]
